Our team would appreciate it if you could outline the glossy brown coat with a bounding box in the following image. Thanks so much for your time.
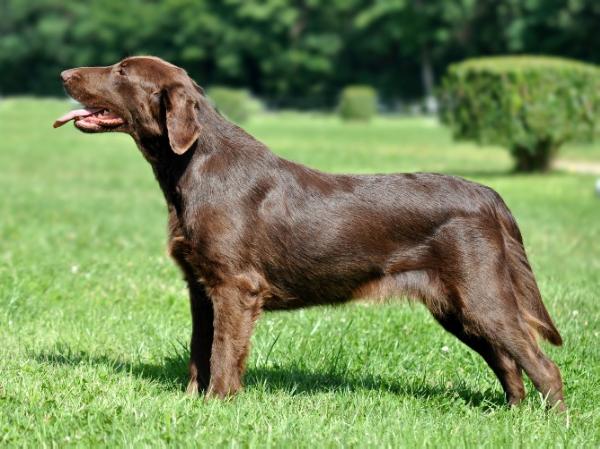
[58,56,565,409]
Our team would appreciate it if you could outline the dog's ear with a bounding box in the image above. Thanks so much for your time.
[164,85,201,155]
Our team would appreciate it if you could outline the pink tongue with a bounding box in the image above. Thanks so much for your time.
[53,108,103,128]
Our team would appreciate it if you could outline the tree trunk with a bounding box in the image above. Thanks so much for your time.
[512,140,558,172]
[420,44,436,114]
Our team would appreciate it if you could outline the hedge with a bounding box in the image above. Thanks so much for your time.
[440,56,600,172]
[338,86,377,122]
[207,87,257,124]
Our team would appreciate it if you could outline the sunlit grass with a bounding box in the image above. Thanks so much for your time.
[1,98,599,448]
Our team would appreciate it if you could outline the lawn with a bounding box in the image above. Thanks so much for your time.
[1,98,599,448]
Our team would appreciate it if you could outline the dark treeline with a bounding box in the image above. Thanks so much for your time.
[1,0,599,108]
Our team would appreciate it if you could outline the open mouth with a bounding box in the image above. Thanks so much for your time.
[53,107,126,132]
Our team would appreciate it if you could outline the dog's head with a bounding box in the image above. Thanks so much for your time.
[54,56,202,154]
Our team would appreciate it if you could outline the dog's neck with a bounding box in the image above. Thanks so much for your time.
[135,96,269,216]
[136,134,192,214]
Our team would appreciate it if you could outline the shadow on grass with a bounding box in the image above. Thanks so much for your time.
[32,349,190,390]
[32,347,506,410]
[246,366,506,410]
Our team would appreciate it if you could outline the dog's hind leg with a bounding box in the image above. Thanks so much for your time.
[430,218,564,409]
[502,331,565,410]
[468,285,566,411]
[377,266,526,405]
[431,309,525,406]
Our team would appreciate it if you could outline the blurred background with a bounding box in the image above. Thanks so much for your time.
[1,0,599,107]
[2,0,599,173]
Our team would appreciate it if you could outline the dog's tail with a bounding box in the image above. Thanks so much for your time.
[494,197,563,346]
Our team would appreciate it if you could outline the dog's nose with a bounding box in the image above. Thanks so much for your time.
[60,69,78,83]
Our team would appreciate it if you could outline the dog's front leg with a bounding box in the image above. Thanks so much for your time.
[167,211,214,395]
[206,281,262,398]
[186,283,214,395]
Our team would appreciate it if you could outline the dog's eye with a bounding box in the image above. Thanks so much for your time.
[117,67,126,76]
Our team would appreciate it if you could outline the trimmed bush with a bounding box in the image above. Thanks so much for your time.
[440,56,600,172]
[338,86,377,122]
[207,87,257,124]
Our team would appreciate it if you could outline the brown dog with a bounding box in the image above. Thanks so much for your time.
[55,56,564,409]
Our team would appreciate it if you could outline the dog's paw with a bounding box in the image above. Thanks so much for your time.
[185,379,200,396]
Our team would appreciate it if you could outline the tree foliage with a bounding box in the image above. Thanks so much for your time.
[1,0,599,107]
[440,56,600,171]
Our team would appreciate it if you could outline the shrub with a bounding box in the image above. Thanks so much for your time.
[207,87,257,124]
[440,56,600,172]
[338,86,377,122]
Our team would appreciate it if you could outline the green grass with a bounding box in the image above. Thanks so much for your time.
[1,98,599,448]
